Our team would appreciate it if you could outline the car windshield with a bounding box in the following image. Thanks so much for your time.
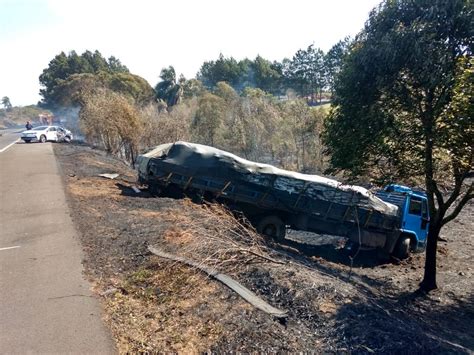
[31,126,48,131]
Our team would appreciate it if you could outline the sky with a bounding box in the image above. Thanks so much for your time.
[0,0,381,106]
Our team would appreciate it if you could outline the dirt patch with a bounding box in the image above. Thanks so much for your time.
[54,143,474,353]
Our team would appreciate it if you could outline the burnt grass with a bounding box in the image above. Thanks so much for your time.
[54,143,474,354]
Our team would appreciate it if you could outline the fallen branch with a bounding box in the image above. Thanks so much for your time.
[240,248,287,265]
[148,245,288,319]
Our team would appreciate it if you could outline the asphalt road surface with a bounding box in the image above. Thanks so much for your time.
[0,128,22,152]
[0,141,115,353]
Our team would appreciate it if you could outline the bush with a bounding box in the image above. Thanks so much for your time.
[80,89,143,164]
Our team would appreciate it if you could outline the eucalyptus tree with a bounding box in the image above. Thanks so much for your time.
[155,66,183,108]
[324,0,473,291]
[288,45,326,101]
[1,96,12,110]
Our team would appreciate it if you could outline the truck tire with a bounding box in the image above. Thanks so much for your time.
[148,184,162,196]
[393,235,411,260]
[257,215,286,242]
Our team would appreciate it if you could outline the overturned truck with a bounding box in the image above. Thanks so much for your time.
[137,142,429,259]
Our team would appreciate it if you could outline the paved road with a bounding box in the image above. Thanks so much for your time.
[0,128,22,152]
[0,142,115,354]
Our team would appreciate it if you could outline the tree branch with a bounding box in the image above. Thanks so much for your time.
[432,84,450,118]
[444,164,466,209]
[432,180,445,209]
[442,185,473,227]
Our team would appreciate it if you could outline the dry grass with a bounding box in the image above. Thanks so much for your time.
[103,259,249,353]
[147,201,284,275]
[56,143,474,354]
[68,178,124,199]
[92,200,281,353]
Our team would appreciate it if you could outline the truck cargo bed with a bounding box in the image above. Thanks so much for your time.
[137,142,400,242]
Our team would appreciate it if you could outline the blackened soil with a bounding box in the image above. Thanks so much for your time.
[55,143,474,354]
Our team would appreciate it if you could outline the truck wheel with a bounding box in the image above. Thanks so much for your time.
[393,235,411,260]
[39,135,47,143]
[257,216,286,242]
[148,184,162,196]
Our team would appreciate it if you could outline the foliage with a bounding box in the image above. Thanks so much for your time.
[196,48,333,99]
[197,54,248,90]
[197,54,284,95]
[39,50,129,108]
[52,72,155,108]
[286,45,326,100]
[325,38,350,94]
[155,66,183,108]
[79,89,143,164]
[134,82,327,174]
[106,72,155,105]
[281,100,326,172]
[139,101,195,150]
[440,56,474,181]
[323,0,473,291]
[250,56,283,94]
[1,96,12,111]
[182,79,206,99]
[191,92,225,146]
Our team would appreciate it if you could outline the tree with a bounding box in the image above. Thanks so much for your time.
[191,93,225,146]
[249,56,282,94]
[197,54,248,90]
[240,88,283,160]
[325,37,350,94]
[107,56,129,73]
[282,100,325,172]
[52,72,155,107]
[79,88,142,165]
[107,72,155,106]
[287,45,326,101]
[182,78,206,99]
[39,50,129,108]
[155,66,183,108]
[196,54,285,94]
[1,96,12,111]
[323,0,473,291]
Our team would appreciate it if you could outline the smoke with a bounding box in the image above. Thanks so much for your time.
[52,106,83,140]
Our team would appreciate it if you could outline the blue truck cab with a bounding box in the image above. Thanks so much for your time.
[376,184,429,257]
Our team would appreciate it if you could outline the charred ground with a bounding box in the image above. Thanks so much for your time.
[54,143,473,353]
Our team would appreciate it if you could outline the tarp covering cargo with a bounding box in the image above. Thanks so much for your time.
[137,142,398,217]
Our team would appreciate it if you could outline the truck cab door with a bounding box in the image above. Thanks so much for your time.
[402,195,428,247]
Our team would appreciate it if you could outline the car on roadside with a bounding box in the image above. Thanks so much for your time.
[21,125,73,143]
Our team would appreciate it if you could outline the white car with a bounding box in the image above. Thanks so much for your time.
[21,125,73,143]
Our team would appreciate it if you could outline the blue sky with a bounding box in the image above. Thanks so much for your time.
[0,0,381,105]
[0,1,57,36]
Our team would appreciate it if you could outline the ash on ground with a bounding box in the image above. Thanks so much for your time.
[54,143,474,354]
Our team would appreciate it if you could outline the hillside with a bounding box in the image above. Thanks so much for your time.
[0,106,50,129]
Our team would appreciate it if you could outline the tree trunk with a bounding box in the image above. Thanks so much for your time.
[420,224,441,291]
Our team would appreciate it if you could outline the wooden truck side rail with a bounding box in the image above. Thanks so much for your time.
[138,142,403,253]
[142,161,401,250]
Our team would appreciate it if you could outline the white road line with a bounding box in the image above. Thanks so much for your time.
[0,138,20,153]
[0,246,21,251]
